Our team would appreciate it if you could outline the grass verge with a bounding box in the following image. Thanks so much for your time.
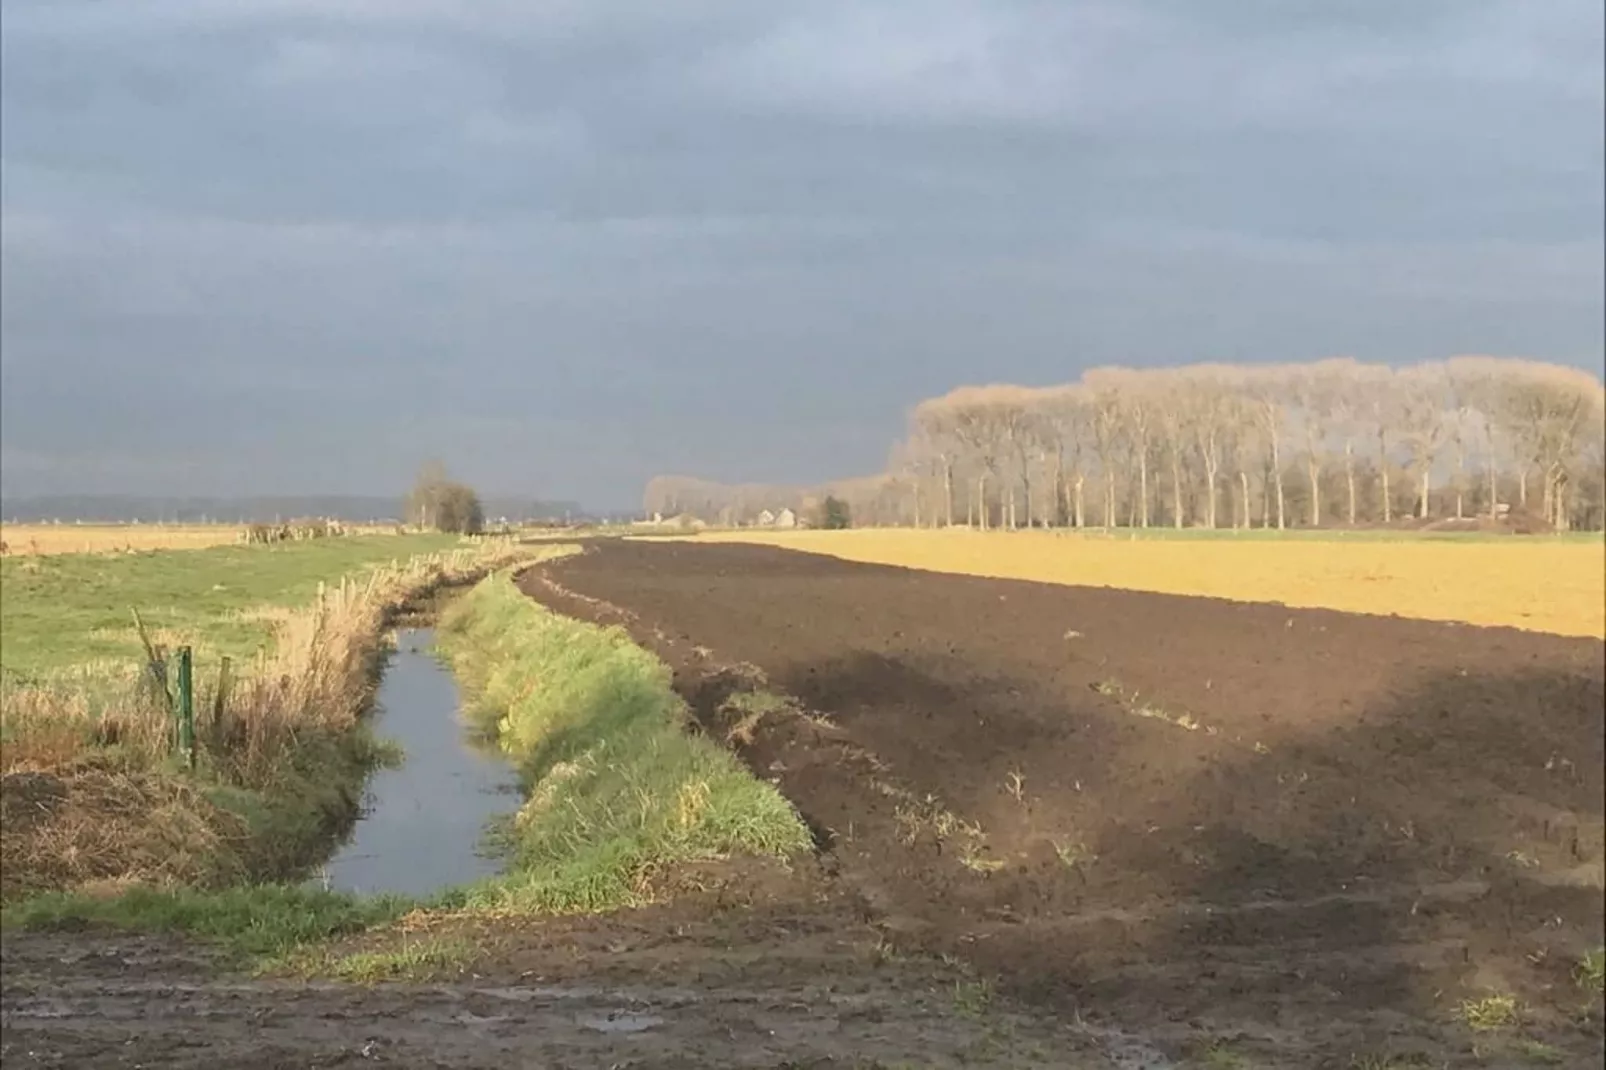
[434,570,813,913]
[1,884,414,964]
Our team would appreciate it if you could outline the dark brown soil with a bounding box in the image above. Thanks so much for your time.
[518,539,1606,1062]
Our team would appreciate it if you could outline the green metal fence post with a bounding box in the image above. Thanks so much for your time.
[176,646,195,770]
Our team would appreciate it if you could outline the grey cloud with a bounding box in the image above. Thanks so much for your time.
[2,0,1601,504]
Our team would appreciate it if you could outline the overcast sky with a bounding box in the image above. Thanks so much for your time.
[2,0,1602,507]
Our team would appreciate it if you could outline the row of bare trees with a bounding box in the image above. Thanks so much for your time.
[646,357,1606,533]
[900,358,1604,532]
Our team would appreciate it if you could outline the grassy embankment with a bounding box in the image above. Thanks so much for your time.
[432,571,811,913]
[695,527,1606,638]
[4,560,812,970]
[0,535,540,900]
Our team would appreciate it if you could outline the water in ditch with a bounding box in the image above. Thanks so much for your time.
[314,627,519,897]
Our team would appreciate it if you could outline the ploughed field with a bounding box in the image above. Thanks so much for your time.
[525,540,1606,1050]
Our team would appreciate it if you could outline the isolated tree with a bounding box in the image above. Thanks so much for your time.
[818,495,852,530]
[407,462,484,535]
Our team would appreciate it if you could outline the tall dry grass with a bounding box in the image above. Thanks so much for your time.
[0,541,571,898]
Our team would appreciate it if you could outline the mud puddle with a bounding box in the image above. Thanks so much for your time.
[314,628,518,897]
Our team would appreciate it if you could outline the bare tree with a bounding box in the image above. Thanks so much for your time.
[1182,367,1234,529]
[1291,359,1360,527]
[1088,382,1124,528]
[1394,364,1451,519]
[943,387,1015,530]
[912,400,961,528]
[1365,371,1405,524]
[1156,375,1193,529]
[1246,368,1288,529]
[1085,368,1156,528]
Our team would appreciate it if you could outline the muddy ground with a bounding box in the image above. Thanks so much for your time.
[5,539,1602,1068]
[1,907,1112,1069]
[521,540,1606,1066]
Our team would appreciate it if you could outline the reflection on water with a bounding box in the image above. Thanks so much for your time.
[316,628,518,897]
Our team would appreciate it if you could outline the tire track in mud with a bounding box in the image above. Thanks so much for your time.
[1,953,1090,1069]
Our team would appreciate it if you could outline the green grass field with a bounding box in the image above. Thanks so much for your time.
[0,534,461,681]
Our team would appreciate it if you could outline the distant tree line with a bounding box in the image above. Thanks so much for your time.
[645,357,1606,532]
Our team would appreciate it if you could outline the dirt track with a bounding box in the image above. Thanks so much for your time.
[522,539,1606,1064]
[1,914,1107,1070]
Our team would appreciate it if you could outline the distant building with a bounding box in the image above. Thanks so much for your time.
[775,507,798,529]
[756,509,776,526]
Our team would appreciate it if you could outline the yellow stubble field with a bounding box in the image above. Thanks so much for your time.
[0,524,249,556]
[691,528,1606,639]
[0,523,414,557]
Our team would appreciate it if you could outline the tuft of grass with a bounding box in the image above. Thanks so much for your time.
[1454,993,1523,1032]
[1053,839,1096,870]
[719,689,794,746]
[323,937,475,982]
[1514,1039,1566,1065]
[1576,947,1605,995]
[1,884,413,962]
[956,840,1007,874]
[1349,1056,1435,1070]
[1197,1042,1250,1069]
[435,573,813,915]
[951,977,995,1018]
